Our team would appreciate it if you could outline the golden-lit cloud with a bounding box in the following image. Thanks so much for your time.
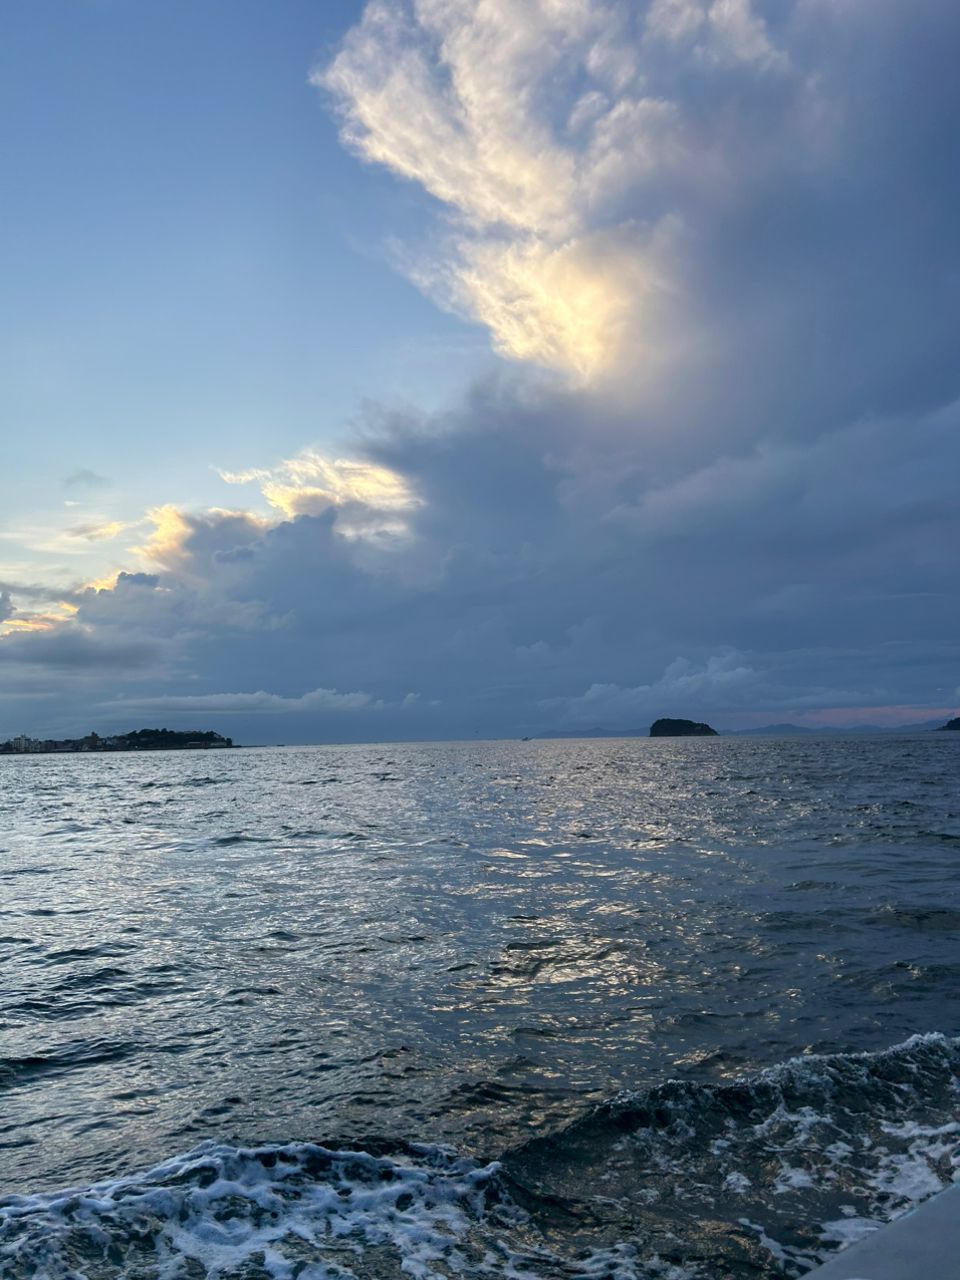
[82,574,123,593]
[0,600,77,636]
[66,519,132,542]
[133,505,194,570]
[132,505,272,572]
[219,450,420,533]
[432,232,665,380]
[1,616,57,633]
[318,0,770,379]
[0,451,418,652]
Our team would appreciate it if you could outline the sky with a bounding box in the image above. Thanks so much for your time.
[1,0,959,743]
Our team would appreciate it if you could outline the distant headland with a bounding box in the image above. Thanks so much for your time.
[937,717,960,731]
[649,717,719,737]
[0,728,234,755]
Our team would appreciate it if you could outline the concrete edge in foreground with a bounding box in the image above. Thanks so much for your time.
[805,1182,960,1279]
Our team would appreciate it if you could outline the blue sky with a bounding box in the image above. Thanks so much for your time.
[1,1,489,557]
[2,0,959,741]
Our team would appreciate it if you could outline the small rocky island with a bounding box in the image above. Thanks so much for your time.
[650,717,718,737]
[937,717,960,731]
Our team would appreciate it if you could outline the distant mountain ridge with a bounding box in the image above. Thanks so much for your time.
[725,719,952,735]
[535,717,956,739]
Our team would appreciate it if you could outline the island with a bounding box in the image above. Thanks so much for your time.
[649,717,718,737]
[0,728,234,755]
[937,717,960,731]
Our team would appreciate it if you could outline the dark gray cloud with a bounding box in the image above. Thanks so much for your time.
[30,377,952,741]
[115,572,160,590]
[0,581,85,606]
[0,626,158,674]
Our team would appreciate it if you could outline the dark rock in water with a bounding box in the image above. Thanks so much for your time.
[937,717,960,731]
[650,717,718,737]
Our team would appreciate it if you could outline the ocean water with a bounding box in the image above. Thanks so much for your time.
[1,735,959,1279]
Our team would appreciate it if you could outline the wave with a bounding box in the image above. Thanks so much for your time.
[2,1035,957,1280]
[503,1031,960,1274]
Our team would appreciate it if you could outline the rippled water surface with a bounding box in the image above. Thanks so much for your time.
[1,736,959,1277]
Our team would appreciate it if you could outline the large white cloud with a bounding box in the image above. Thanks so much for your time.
[317,0,708,378]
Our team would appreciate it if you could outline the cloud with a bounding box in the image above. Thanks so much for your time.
[412,224,673,381]
[133,505,270,573]
[115,571,160,590]
[608,400,960,560]
[0,625,157,673]
[543,651,915,729]
[645,0,784,70]
[547,652,760,726]
[100,686,415,714]
[0,580,84,607]
[66,519,134,542]
[318,0,698,378]
[0,521,125,557]
[0,579,84,637]
[63,468,112,490]
[218,450,420,535]
[319,0,960,440]
[6,370,959,734]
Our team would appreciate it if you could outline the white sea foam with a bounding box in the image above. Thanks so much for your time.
[723,1171,752,1193]
[0,1142,506,1280]
[571,1245,704,1280]
[0,1143,705,1280]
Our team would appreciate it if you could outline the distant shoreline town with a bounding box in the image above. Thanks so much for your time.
[0,728,234,755]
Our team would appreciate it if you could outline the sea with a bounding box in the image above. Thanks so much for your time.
[1,735,959,1279]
